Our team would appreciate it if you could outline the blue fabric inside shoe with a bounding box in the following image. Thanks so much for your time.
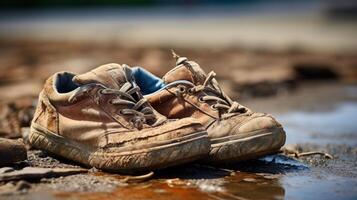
[55,72,79,93]
[131,67,166,95]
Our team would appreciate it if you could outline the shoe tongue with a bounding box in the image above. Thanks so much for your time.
[163,56,207,85]
[73,63,131,89]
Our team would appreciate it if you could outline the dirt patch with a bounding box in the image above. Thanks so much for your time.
[0,39,356,101]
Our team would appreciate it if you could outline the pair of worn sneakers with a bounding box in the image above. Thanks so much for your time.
[29,52,286,174]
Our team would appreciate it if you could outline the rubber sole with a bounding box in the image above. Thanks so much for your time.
[29,123,210,174]
[206,127,286,164]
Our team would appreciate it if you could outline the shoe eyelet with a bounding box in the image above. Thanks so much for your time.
[177,85,186,93]
[210,104,217,111]
[198,96,205,103]
[188,88,194,94]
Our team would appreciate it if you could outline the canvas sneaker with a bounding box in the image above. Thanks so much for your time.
[136,52,286,164]
[29,63,210,173]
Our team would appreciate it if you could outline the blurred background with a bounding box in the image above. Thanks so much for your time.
[1,0,357,135]
[0,0,357,98]
[0,1,357,199]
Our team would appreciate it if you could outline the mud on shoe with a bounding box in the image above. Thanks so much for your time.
[29,63,210,173]
[134,51,286,164]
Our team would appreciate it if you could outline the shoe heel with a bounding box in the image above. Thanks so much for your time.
[29,124,91,166]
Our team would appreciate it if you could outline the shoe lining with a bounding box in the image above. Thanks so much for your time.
[131,67,166,95]
[55,72,79,93]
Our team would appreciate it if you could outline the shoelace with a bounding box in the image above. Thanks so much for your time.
[69,82,155,130]
[176,71,247,118]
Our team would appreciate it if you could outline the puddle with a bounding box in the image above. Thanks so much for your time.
[56,172,286,200]
[57,182,216,200]
[53,156,309,200]
[283,173,357,200]
[277,102,357,145]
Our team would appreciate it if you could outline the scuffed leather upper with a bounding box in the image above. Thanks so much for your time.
[147,56,282,139]
[32,63,205,150]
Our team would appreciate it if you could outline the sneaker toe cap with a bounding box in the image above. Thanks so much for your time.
[238,113,282,133]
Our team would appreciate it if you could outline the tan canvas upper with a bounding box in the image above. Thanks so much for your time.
[147,55,283,140]
[32,63,206,150]
[29,63,211,172]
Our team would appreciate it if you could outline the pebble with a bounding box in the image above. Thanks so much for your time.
[0,138,27,166]
[243,178,257,182]
[15,180,31,191]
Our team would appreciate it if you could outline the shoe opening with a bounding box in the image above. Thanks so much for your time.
[131,67,166,95]
[55,72,79,93]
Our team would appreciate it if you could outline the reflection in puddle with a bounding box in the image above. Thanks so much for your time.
[57,172,287,200]
[56,156,307,200]
[57,181,215,200]
[224,173,285,200]
[278,102,357,145]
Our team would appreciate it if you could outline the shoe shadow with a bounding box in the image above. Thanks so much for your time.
[218,154,309,174]
[155,163,233,180]
[26,149,307,179]
[155,154,308,180]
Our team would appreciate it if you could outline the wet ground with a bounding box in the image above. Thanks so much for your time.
[1,82,356,200]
